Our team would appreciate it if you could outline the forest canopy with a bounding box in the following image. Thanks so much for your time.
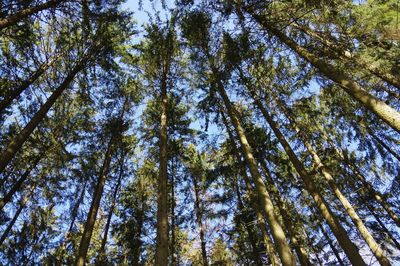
[0,0,399,265]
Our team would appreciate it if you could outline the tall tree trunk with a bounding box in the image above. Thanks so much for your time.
[291,21,400,89]
[214,74,295,265]
[318,223,346,266]
[75,134,117,266]
[0,184,36,245]
[243,8,400,133]
[192,174,209,266]
[318,127,400,228]
[155,69,169,265]
[0,48,95,174]
[0,0,62,30]
[276,100,390,265]
[222,112,279,266]
[0,54,60,115]
[368,130,400,162]
[260,162,313,266]
[0,151,44,211]
[232,177,263,266]
[97,157,124,264]
[57,180,88,266]
[245,86,366,265]
[170,158,177,266]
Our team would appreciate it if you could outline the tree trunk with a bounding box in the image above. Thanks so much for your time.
[155,69,169,265]
[368,130,400,162]
[277,100,390,265]
[245,9,400,133]
[170,158,177,266]
[75,134,116,266]
[222,112,279,266]
[319,128,400,228]
[0,48,94,174]
[214,73,295,265]
[246,88,366,265]
[319,223,345,266]
[0,0,62,30]
[97,157,124,264]
[260,162,313,266]
[0,184,36,246]
[291,21,400,89]
[57,180,88,266]
[0,151,43,211]
[192,174,209,266]
[0,54,60,115]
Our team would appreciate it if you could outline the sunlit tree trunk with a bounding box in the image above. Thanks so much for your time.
[276,100,390,265]
[243,8,400,133]
[245,86,366,265]
[214,73,295,265]
[222,112,279,266]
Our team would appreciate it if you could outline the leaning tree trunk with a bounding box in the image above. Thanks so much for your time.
[243,8,400,133]
[97,157,125,265]
[291,21,400,89]
[0,46,96,174]
[318,126,400,228]
[276,99,390,265]
[0,184,36,245]
[0,0,62,30]
[0,53,61,115]
[318,223,346,266]
[245,87,366,265]
[260,162,313,266]
[214,74,295,265]
[222,112,279,266]
[75,134,117,266]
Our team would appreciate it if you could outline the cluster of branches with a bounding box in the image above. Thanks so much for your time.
[0,0,399,265]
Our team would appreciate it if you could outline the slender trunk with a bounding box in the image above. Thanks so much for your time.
[155,70,169,265]
[97,159,124,264]
[192,175,209,266]
[233,178,263,266]
[76,135,116,266]
[57,180,88,266]
[222,112,279,266]
[260,162,312,266]
[246,89,366,265]
[319,128,400,228]
[0,151,43,211]
[319,223,346,266]
[0,54,60,115]
[215,75,294,265]
[291,22,400,89]
[277,100,390,265]
[132,209,144,266]
[368,130,400,162]
[0,184,36,245]
[0,0,62,30]
[170,160,176,266]
[245,9,400,133]
[0,48,94,174]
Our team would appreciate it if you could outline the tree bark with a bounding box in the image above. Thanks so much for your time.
[155,68,169,265]
[0,0,63,30]
[291,21,400,90]
[0,48,95,174]
[75,134,117,266]
[0,54,60,115]
[215,74,295,265]
[96,157,124,264]
[245,9,400,133]
[245,88,366,265]
[277,100,390,265]
[222,112,279,266]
